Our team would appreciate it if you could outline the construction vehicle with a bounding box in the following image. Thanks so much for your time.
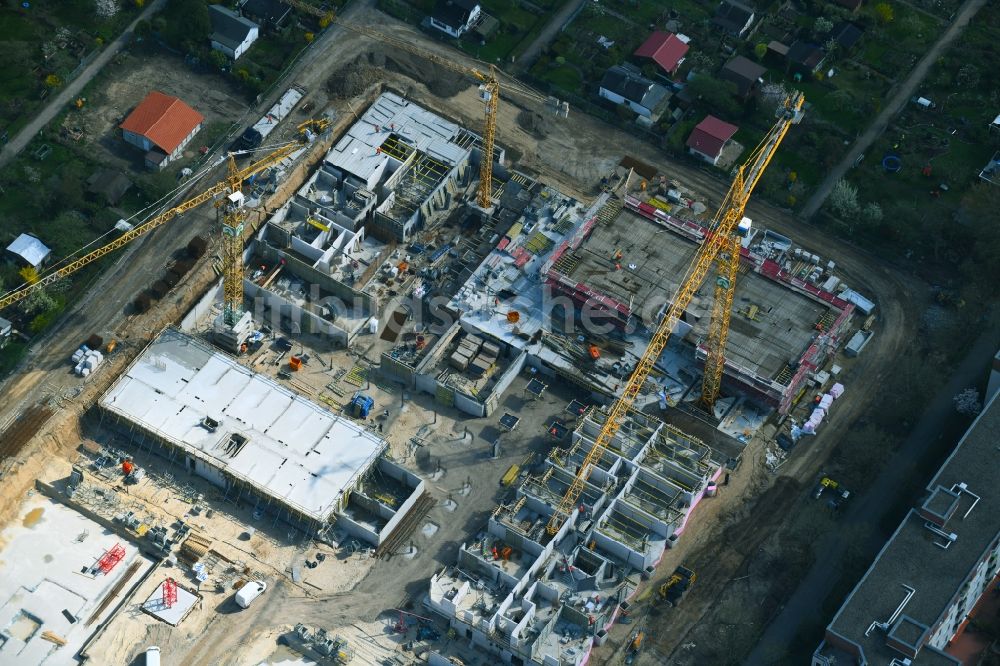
[624,630,644,664]
[0,118,330,353]
[813,475,850,509]
[659,565,696,605]
[544,92,804,536]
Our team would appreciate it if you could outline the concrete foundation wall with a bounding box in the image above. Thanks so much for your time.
[258,239,374,313]
[380,352,416,386]
[337,513,381,545]
[180,281,224,331]
[244,280,349,344]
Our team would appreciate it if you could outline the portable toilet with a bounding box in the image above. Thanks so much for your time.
[350,392,374,419]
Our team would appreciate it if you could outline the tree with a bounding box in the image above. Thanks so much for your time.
[687,76,741,118]
[95,0,119,18]
[160,0,210,50]
[754,43,768,60]
[135,19,151,39]
[900,13,922,34]
[874,2,894,24]
[19,266,39,285]
[686,52,713,73]
[44,74,62,88]
[862,202,883,224]
[20,287,55,317]
[828,89,854,111]
[828,179,860,218]
[956,64,980,88]
[814,17,834,34]
[208,49,228,70]
[953,388,981,416]
[304,31,315,42]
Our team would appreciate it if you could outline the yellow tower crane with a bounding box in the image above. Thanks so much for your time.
[297,10,554,210]
[545,93,804,536]
[0,120,329,327]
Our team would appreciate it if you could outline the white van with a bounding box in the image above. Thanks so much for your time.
[145,646,161,666]
[235,580,267,609]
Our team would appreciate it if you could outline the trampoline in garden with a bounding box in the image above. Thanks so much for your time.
[882,154,902,173]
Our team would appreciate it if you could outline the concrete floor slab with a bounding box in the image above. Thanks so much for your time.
[142,580,199,626]
[0,495,155,666]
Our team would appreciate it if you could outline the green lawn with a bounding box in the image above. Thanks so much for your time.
[859,4,940,76]
[536,64,583,93]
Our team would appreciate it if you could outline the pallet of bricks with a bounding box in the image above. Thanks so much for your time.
[449,335,500,379]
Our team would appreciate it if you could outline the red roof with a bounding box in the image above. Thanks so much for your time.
[686,115,739,158]
[634,32,689,74]
[120,91,204,154]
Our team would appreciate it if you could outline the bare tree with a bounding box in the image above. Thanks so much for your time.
[953,388,981,416]
[828,179,860,218]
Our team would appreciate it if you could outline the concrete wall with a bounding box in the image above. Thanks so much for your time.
[244,280,349,345]
[380,352,416,387]
[337,512,381,545]
[181,281,224,331]
[258,239,375,313]
[484,349,528,415]
[454,390,486,418]
[193,456,228,489]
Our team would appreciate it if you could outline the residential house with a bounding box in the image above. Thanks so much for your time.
[633,31,690,77]
[830,22,864,54]
[0,316,11,349]
[238,0,292,31]
[712,0,755,38]
[786,41,826,77]
[209,4,260,60]
[6,234,51,269]
[86,169,133,206]
[686,115,739,165]
[120,91,204,169]
[428,0,481,38]
[720,55,766,98]
[599,64,671,120]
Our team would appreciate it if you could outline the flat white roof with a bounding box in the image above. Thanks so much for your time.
[327,92,470,182]
[100,329,386,523]
[6,233,51,267]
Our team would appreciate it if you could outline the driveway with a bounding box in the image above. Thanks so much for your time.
[0,0,167,169]
[744,313,1000,664]
[514,0,587,71]
[799,0,988,220]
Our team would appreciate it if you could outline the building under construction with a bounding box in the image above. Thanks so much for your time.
[98,328,388,534]
[428,407,727,664]
[436,180,861,418]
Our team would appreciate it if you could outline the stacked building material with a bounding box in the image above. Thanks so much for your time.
[72,347,104,377]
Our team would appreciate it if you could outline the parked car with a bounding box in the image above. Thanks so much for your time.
[235,580,267,609]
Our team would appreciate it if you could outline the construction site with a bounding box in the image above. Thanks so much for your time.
[0,10,901,666]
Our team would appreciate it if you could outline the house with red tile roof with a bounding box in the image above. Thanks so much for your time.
[633,31,690,76]
[686,115,739,165]
[120,91,204,170]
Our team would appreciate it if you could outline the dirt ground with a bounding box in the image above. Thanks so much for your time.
[0,4,925,665]
[71,49,250,170]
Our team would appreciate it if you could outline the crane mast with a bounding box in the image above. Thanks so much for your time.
[700,93,804,409]
[0,120,328,317]
[545,93,803,536]
[315,19,549,210]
